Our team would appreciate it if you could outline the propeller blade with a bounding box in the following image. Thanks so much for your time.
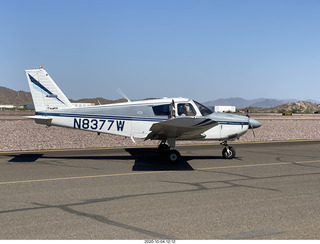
[252,126,256,137]
[249,121,256,138]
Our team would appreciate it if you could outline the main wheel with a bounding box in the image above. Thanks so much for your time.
[158,143,170,154]
[222,147,236,159]
[167,150,181,163]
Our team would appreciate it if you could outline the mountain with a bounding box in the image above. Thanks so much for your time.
[203,97,301,109]
[1,86,319,113]
[203,97,263,108]
[250,99,298,108]
[0,86,33,106]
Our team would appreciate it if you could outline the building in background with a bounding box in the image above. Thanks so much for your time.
[0,105,15,109]
[214,105,236,113]
[71,103,95,108]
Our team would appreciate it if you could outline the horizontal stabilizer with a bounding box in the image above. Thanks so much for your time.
[25,115,52,125]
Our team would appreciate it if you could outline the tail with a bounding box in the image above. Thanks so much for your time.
[25,68,73,111]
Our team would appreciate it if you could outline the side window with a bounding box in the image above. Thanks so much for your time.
[152,104,170,116]
[177,103,196,116]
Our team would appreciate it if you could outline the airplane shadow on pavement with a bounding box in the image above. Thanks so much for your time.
[6,147,227,171]
[125,148,194,171]
[126,148,233,171]
[8,154,44,163]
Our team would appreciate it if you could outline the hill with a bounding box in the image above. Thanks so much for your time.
[273,101,320,114]
[69,97,127,104]
[0,86,33,106]
[246,101,320,114]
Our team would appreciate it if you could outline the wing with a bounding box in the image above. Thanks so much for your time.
[145,117,218,140]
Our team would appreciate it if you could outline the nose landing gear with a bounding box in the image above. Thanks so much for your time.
[221,141,236,159]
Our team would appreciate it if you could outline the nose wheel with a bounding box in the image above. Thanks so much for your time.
[221,141,236,159]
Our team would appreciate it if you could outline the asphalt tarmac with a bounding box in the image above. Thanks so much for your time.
[1,141,320,240]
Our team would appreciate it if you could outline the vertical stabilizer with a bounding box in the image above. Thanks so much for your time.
[25,68,73,111]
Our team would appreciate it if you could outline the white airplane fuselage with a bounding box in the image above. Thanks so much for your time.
[33,97,260,141]
[25,68,262,160]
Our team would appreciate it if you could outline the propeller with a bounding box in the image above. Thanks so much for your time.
[249,121,256,138]
[246,113,256,138]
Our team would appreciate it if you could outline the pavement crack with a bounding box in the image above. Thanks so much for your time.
[32,202,176,240]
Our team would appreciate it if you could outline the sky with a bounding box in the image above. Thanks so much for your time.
[1,0,320,102]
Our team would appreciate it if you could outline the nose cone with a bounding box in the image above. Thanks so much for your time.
[249,118,262,129]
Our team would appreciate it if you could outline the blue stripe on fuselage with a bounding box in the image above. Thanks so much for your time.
[35,112,249,125]
[218,121,249,125]
[35,112,166,122]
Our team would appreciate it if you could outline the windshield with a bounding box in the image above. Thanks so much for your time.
[194,100,213,116]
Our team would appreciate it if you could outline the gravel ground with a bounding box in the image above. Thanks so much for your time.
[1,113,320,152]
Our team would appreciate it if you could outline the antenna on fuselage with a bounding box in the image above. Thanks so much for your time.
[117,88,131,102]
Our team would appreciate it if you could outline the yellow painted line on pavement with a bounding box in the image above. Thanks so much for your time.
[1,139,320,155]
[196,159,320,171]
[1,159,320,186]
[0,171,170,185]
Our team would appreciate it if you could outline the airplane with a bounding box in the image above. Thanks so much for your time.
[25,67,262,163]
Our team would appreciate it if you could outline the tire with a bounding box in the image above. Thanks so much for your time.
[158,144,170,154]
[167,150,181,163]
[222,147,236,159]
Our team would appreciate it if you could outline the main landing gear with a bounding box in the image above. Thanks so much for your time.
[158,140,181,163]
[221,141,236,159]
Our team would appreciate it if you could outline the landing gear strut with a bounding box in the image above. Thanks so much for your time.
[221,141,236,159]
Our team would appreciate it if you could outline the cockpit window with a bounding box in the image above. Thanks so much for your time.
[177,103,196,116]
[194,100,213,116]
